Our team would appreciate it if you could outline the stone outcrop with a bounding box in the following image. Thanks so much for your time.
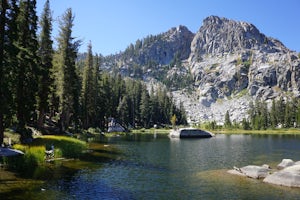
[189,16,289,60]
[277,158,295,169]
[189,16,300,103]
[101,15,300,124]
[137,25,194,65]
[264,163,300,187]
[229,159,300,188]
[228,165,270,179]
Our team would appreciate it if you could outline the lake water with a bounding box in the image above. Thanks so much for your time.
[4,133,300,199]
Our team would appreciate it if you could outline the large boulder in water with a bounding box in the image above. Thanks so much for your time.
[263,164,300,187]
[277,159,294,169]
[240,165,271,179]
[228,165,270,179]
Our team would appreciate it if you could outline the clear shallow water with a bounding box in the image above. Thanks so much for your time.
[4,134,300,199]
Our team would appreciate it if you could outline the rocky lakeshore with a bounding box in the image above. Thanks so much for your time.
[228,159,300,188]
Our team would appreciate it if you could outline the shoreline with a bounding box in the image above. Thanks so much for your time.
[124,128,300,135]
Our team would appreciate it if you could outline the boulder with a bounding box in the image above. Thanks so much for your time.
[228,165,270,179]
[228,159,300,188]
[277,159,294,169]
[240,165,270,179]
[263,164,300,187]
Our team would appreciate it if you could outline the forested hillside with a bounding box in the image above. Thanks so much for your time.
[0,0,187,144]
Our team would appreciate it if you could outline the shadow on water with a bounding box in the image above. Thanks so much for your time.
[0,135,125,199]
[3,133,300,199]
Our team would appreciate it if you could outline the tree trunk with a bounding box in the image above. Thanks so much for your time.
[37,108,45,129]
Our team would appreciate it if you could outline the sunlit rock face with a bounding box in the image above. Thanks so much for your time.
[101,16,300,124]
[185,16,300,123]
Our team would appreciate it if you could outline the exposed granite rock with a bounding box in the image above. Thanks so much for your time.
[172,89,250,124]
[101,15,300,124]
[189,16,300,104]
[263,165,300,187]
[228,165,271,179]
[277,159,295,170]
[229,159,300,188]
[189,16,289,61]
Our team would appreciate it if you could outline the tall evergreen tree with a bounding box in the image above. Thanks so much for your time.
[276,97,285,125]
[117,95,130,126]
[5,0,19,119]
[224,110,232,128]
[296,99,300,127]
[15,0,39,135]
[140,89,151,128]
[270,99,277,128]
[37,0,53,128]
[81,42,95,128]
[0,0,8,144]
[260,101,269,130]
[92,53,101,127]
[56,8,80,132]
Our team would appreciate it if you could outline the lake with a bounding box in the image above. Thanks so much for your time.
[3,133,300,199]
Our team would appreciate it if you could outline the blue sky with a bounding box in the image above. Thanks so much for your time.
[36,0,300,56]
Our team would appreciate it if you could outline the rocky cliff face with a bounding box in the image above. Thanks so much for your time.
[101,16,300,124]
[136,25,194,65]
[189,16,289,60]
[189,16,300,105]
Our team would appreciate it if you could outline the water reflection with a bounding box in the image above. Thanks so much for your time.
[3,133,300,199]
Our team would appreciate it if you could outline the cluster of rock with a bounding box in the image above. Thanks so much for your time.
[228,159,300,187]
[188,16,300,112]
[172,89,250,124]
[101,15,300,124]
[136,25,194,65]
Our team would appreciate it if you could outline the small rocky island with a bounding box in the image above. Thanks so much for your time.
[228,159,300,187]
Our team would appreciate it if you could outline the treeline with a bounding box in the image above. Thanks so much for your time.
[0,0,187,144]
[206,97,300,130]
[247,97,300,130]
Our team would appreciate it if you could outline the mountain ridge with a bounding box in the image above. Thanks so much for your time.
[101,15,300,124]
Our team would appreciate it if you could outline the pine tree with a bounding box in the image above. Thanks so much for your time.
[140,89,151,128]
[5,0,19,118]
[81,42,95,128]
[270,99,277,128]
[224,110,232,128]
[92,53,101,127]
[149,88,160,125]
[117,95,130,126]
[290,97,298,127]
[296,99,300,128]
[260,101,269,130]
[56,8,80,132]
[176,101,187,125]
[276,97,285,125]
[0,0,9,144]
[37,0,53,128]
[15,0,39,135]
